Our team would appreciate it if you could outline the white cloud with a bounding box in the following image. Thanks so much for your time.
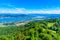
[0,4,60,14]
[0,3,60,14]
[0,8,60,14]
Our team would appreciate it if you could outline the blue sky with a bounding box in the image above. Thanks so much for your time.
[0,0,60,14]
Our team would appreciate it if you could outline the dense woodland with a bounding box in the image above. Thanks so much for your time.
[0,18,60,40]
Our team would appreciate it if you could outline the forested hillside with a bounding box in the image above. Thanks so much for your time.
[0,18,60,40]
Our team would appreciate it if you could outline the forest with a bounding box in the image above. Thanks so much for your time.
[0,18,60,40]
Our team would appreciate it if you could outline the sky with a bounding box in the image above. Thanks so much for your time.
[0,0,60,14]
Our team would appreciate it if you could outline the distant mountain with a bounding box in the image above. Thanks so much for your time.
[0,14,28,17]
[0,14,60,18]
[0,14,60,23]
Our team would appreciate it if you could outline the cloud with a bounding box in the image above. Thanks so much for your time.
[0,8,60,14]
[0,8,26,13]
[0,4,60,14]
[27,9,60,14]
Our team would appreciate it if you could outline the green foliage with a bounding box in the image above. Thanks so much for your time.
[0,18,60,40]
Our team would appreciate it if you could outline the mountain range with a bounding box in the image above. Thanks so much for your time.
[0,14,60,23]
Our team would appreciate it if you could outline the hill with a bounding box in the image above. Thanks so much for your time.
[0,18,60,40]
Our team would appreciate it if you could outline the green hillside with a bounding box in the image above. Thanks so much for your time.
[0,18,60,40]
